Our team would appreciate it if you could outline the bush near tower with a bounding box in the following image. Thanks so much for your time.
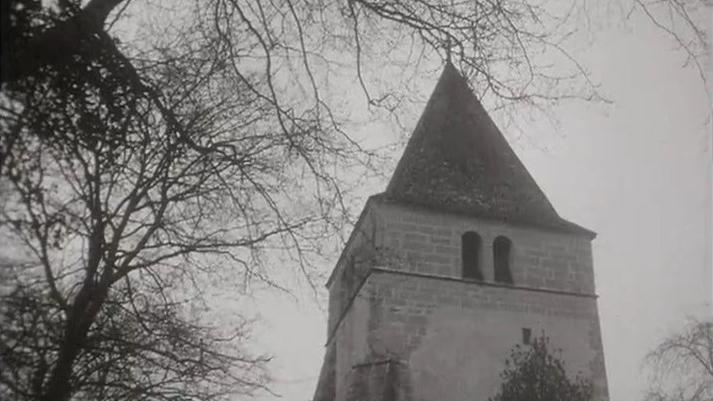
[490,337,593,401]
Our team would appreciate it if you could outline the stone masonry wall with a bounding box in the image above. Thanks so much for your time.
[328,268,609,401]
[352,270,610,401]
[323,200,609,401]
[328,202,380,337]
[372,200,596,294]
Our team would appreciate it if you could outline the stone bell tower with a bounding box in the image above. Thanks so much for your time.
[312,62,609,401]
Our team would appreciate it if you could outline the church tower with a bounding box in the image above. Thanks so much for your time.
[312,63,610,401]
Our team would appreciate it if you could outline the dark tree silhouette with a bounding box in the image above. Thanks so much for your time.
[490,337,593,401]
[643,319,713,401]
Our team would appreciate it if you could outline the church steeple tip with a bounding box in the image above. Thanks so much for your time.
[383,64,595,237]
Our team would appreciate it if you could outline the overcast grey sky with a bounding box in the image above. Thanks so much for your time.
[242,5,713,401]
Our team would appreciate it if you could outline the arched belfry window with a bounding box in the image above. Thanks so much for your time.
[461,232,483,280]
[493,236,513,284]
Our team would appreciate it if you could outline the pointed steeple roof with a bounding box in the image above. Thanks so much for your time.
[382,62,594,236]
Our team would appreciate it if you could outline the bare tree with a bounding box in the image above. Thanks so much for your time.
[643,319,713,401]
[1,1,603,401]
[1,0,602,137]
[626,0,711,87]
[0,38,297,399]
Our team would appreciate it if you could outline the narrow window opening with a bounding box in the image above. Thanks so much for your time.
[493,236,513,284]
[461,232,483,280]
[522,328,532,345]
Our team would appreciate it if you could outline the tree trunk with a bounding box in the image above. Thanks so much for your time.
[40,285,108,401]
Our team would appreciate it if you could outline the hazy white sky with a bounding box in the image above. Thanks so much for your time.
[242,5,713,401]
